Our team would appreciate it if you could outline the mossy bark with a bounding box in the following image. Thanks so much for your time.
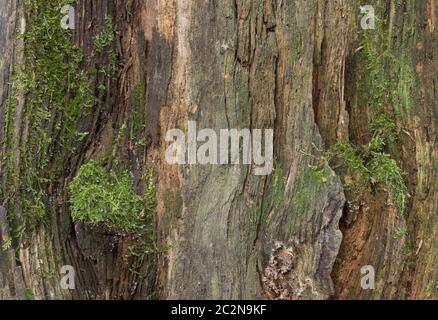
[0,0,437,300]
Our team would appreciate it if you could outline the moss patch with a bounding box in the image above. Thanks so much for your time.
[327,15,412,216]
[69,161,156,235]
[329,139,408,215]
[1,0,120,232]
[1,0,96,229]
[291,165,330,217]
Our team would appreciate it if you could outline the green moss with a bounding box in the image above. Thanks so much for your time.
[108,81,147,151]
[329,142,369,198]
[327,12,412,216]
[370,113,398,151]
[329,140,408,215]
[94,15,117,78]
[1,238,12,251]
[261,161,286,225]
[307,162,330,184]
[94,15,116,53]
[1,0,97,229]
[393,227,408,240]
[369,152,408,214]
[25,288,34,300]
[391,55,415,115]
[291,165,331,217]
[360,17,415,145]
[264,154,331,221]
[1,0,121,232]
[129,81,147,145]
[69,161,156,235]
[270,161,286,206]
[426,278,438,298]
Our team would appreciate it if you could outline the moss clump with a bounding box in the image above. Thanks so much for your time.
[329,141,370,197]
[329,140,408,215]
[69,161,156,235]
[1,238,12,251]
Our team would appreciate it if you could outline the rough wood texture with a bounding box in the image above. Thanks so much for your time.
[0,0,437,300]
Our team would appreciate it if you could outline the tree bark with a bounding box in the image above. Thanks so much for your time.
[0,0,437,300]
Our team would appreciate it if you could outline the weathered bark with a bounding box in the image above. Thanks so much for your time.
[0,0,437,300]
[333,0,438,300]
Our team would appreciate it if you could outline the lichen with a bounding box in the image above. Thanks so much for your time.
[291,165,330,217]
[262,242,320,300]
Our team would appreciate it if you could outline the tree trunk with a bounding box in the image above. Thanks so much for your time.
[0,0,437,300]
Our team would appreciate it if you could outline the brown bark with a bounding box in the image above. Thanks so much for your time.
[0,0,437,300]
